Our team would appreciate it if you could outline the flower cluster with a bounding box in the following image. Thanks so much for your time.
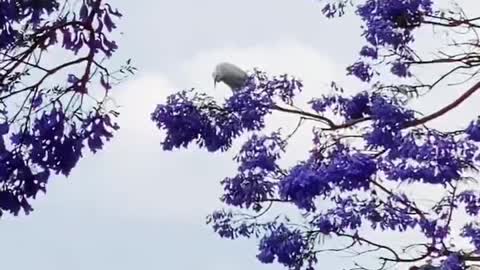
[235,132,286,173]
[206,210,239,239]
[257,224,313,269]
[0,0,59,49]
[321,0,433,81]
[221,132,285,211]
[365,93,415,148]
[57,1,121,57]
[312,194,421,235]
[382,131,477,185]
[347,61,376,82]
[357,0,433,48]
[206,209,284,240]
[466,119,480,142]
[151,71,302,152]
[0,0,124,217]
[279,143,377,211]
[310,90,415,131]
[315,91,477,186]
[0,106,119,216]
[461,223,480,251]
[440,254,464,270]
[320,0,351,18]
[458,191,480,216]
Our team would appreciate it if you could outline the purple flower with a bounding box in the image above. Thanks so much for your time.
[347,61,375,82]
[382,131,476,185]
[461,223,480,251]
[344,92,370,120]
[309,94,348,114]
[257,224,311,269]
[391,61,412,77]
[466,119,480,142]
[458,191,480,216]
[441,254,464,270]
[221,132,286,211]
[151,71,302,152]
[235,132,286,173]
[279,145,376,211]
[360,46,378,59]
[321,0,351,18]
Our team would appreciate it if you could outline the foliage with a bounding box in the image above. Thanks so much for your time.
[152,0,480,270]
[0,0,131,217]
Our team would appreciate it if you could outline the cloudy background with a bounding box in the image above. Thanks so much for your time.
[0,0,479,269]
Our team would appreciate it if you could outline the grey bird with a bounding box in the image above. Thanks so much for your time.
[212,62,249,91]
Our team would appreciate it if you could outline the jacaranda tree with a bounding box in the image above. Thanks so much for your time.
[151,0,480,269]
[0,0,130,217]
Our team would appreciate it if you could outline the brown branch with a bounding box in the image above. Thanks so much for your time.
[336,232,402,262]
[0,56,89,101]
[406,80,480,127]
[371,180,427,220]
[272,104,372,131]
[271,104,335,126]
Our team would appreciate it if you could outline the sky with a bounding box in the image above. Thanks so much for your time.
[0,0,479,269]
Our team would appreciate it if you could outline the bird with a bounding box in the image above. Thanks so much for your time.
[212,62,249,91]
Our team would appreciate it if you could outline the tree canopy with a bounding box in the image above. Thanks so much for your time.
[0,0,131,217]
[151,1,480,270]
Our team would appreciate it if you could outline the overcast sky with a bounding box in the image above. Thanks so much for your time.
[0,0,479,269]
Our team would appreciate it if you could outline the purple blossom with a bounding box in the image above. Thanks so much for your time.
[461,223,480,251]
[360,46,378,59]
[382,131,477,185]
[279,145,376,211]
[418,219,448,240]
[221,173,276,211]
[344,92,370,120]
[278,162,329,211]
[347,61,375,82]
[365,93,415,148]
[313,194,419,234]
[235,132,286,174]
[458,191,480,216]
[0,106,120,216]
[466,119,480,142]
[206,210,277,239]
[257,224,312,269]
[309,94,348,114]
[151,72,302,152]
[357,0,432,49]
[391,61,412,77]
[321,0,351,18]
[221,132,286,211]
[310,91,371,121]
[0,0,124,218]
[441,254,464,270]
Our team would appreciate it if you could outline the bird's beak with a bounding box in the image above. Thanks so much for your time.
[213,79,217,89]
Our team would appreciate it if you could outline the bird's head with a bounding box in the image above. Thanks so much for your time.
[212,70,221,89]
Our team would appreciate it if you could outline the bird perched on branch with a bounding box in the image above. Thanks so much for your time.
[212,62,248,91]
